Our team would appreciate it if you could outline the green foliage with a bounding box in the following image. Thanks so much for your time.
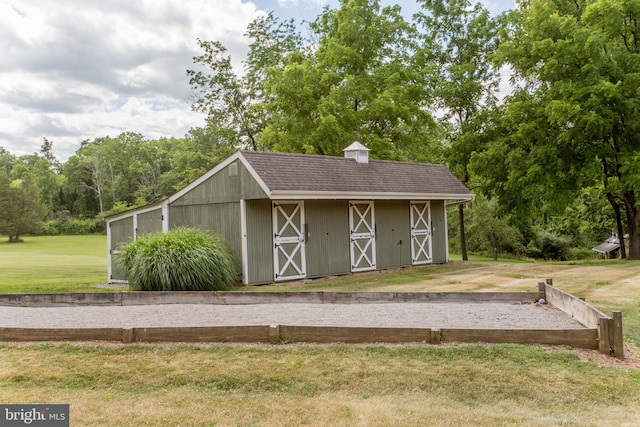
[464,196,524,259]
[526,229,572,261]
[0,172,48,242]
[495,0,640,258]
[569,247,600,260]
[118,228,240,291]
[187,12,302,152]
[39,218,97,235]
[263,0,436,160]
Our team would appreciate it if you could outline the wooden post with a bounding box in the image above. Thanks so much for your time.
[612,311,624,359]
[269,324,280,343]
[122,328,134,344]
[545,278,553,287]
[430,328,441,345]
[537,282,546,300]
[598,317,610,355]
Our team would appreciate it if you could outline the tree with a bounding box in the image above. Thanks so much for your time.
[0,173,47,242]
[0,147,16,176]
[466,195,524,260]
[497,0,640,258]
[187,12,303,151]
[264,0,436,159]
[63,133,160,215]
[415,0,501,260]
[0,140,65,217]
[160,125,238,192]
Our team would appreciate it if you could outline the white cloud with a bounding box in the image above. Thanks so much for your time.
[0,0,516,162]
[0,0,262,161]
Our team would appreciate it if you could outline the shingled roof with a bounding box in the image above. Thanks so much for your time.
[239,150,473,201]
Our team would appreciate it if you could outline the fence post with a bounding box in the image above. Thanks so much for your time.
[545,278,553,287]
[612,311,624,359]
[537,282,546,300]
[430,328,441,345]
[598,317,611,355]
[269,324,281,343]
[122,328,134,344]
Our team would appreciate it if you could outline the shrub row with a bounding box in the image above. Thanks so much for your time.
[38,218,99,235]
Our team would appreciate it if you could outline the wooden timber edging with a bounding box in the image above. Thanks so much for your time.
[542,279,624,359]
[0,282,623,357]
[0,325,597,349]
[0,290,544,307]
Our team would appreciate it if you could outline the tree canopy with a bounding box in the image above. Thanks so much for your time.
[1,0,637,259]
[493,0,640,258]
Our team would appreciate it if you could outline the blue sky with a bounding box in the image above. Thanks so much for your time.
[0,0,516,161]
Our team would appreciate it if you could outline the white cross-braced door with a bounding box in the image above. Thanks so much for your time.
[349,201,376,272]
[273,201,306,281]
[411,201,432,265]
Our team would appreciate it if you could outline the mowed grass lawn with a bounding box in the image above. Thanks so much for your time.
[0,235,108,293]
[1,235,640,425]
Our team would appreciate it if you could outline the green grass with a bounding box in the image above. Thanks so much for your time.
[0,342,639,426]
[1,236,639,425]
[0,235,109,293]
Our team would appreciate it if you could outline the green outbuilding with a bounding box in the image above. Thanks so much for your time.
[106,143,474,285]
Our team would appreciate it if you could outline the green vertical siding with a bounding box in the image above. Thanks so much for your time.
[305,200,350,278]
[109,217,134,250]
[109,217,134,281]
[171,165,240,205]
[171,161,266,206]
[375,200,412,269]
[168,203,241,256]
[245,199,273,284]
[239,163,268,199]
[137,209,163,236]
[431,200,447,263]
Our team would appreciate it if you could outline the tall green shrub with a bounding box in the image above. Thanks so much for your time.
[118,227,240,291]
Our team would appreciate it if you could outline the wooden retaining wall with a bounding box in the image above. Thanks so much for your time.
[543,279,624,359]
[0,284,624,358]
[0,290,543,307]
[0,325,597,349]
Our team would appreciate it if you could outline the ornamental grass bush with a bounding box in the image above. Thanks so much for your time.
[118,227,240,291]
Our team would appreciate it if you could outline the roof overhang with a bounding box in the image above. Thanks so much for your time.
[104,199,167,222]
[267,190,475,202]
[592,242,620,254]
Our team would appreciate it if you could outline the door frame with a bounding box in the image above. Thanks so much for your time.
[349,200,376,272]
[410,201,433,265]
[272,200,307,281]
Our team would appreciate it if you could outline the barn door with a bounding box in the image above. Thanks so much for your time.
[411,201,432,265]
[349,201,376,272]
[273,201,306,281]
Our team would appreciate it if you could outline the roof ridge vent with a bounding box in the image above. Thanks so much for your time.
[343,141,370,164]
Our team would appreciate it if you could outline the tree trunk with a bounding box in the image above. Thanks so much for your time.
[491,233,498,261]
[606,192,627,259]
[459,166,470,262]
[623,191,640,260]
[459,204,468,261]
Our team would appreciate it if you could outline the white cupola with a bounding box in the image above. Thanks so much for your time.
[343,141,370,164]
